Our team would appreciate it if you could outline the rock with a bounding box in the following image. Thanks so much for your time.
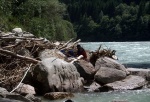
[15,83,36,95]
[105,75,147,90]
[95,57,129,74]
[0,93,32,102]
[39,49,66,60]
[74,60,96,81]
[127,68,150,81]
[0,98,23,102]
[5,94,32,102]
[32,57,84,94]
[94,67,127,84]
[44,92,74,100]
[84,82,101,92]
[12,28,23,36]
[25,94,41,102]
[0,87,9,94]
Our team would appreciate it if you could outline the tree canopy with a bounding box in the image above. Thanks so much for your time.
[60,0,150,41]
[0,0,150,41]
[0,0,76,41]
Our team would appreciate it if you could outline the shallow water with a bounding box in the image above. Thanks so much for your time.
[43,89,150,102]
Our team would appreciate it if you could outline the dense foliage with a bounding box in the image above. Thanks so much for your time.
[0,0,76,41]
[59,0,150,41]
[0,0,150,41]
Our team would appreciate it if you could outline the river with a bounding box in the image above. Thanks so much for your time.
[43,42,150,102]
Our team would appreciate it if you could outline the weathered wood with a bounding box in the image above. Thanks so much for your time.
[10,64,33,93]
[0,49,40,63]
[0,37,44,41]
[58,38,74,50]
[61,39,81,50]
[0,33,15,37]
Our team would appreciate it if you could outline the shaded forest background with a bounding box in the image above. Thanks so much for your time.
[0,0,150,42]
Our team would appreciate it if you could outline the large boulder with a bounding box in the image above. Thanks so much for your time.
[94,67,127,84]
[127,68,150,81]
[105,75,147,90]
[74,60,96,81]
[32,57,84,94]
[95,57,129,74]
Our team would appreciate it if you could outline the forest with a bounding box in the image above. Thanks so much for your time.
[0,0,150,42]
[0,0,76,41]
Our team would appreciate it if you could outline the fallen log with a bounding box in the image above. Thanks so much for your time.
[0,49,40,64]
[58,38,74,50]
[0,37,44,41]
[61,39,81,50]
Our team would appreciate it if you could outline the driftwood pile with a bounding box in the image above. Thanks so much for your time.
[0,30,52,91]
[90,45,117,66]
[0,29,81,92]
[0,28,116,92]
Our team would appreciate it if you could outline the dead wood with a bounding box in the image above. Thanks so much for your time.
[0,49,40,64]
[58,38,74,50]
[61,39,81,50]
[89,45,117,66]
[10,64,33,93]
[0,37,44,41]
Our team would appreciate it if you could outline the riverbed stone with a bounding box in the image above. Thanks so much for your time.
[95,67,127,84]
[127,68,150,81]
[84,81,101,92]
[105,75,147,90]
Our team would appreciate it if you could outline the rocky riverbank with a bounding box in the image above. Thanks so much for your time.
[0,28,150,102]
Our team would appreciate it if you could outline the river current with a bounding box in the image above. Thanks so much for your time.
[43,42,150,102]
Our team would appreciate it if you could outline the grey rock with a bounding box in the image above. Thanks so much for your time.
[95,57,129,74]
[127,68,150,81]
[105,75,147,90]
[74,60,96,80]
[32,57,84,94]
[25,94,41,102]
[95,67,126,84]
[0,98,23,102]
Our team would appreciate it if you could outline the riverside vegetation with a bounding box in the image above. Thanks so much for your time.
[0,0,150,42]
